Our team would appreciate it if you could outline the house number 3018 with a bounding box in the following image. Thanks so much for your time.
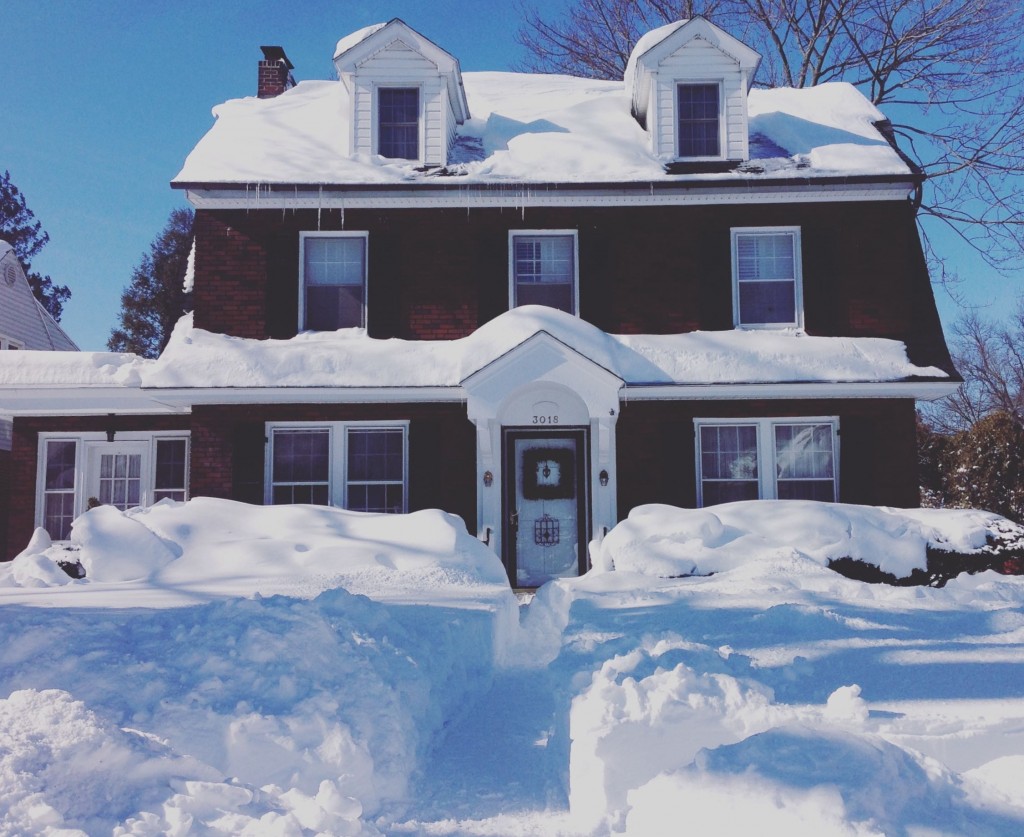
[532,415,560,425]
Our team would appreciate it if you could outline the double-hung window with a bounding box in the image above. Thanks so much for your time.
[300,232,367,331]
[509,231,578,315]
[267,422,408,513]
[378,87,420,160]
[732,227,803,328]
[677,83,720,158]
[696,418,837,506]
[37,434,190,541]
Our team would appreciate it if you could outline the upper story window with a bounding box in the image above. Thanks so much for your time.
[677,83,720,158]
[695,418,837,506]
[731,227,803,328]
[509,231,579,316]
[378,87,420,160]
[300,232,368,331]
[267,422,408,513]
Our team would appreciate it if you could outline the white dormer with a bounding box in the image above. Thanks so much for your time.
[626,17,761,164]
[333,19,470,168]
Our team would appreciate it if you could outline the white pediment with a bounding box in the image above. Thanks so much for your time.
[462,330,622,424]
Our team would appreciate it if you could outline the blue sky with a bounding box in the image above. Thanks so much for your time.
[4,0,1015,350]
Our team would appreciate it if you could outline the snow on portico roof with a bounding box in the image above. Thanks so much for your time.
[172,71,910,187]
[0,308,947,395]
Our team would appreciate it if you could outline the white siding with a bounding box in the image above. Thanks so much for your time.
[0,249,77,351]
[349,40,451,166]
[357,40,438,75]
[652,38,749,160]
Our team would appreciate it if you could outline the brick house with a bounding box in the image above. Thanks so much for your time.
[0,240,79,557]
[0,18,958,586]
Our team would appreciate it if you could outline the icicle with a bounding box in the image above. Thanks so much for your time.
[293,185,298,215]
[317,185,323,230]
[340,202,345,229]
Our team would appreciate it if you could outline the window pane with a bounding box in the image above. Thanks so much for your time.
[738,281,795,325]
[512,235,575,314]
[303,237,366,330]
[735,232,798,325]
[347,428,403,481]
[702,480,759,506]
[306,284,365,330]
[273,430,329,482]
[677,84,719,157]
[345,427,405,513]
[378,88,419,159]
[44,493,75,541]
[699,425,759,506]
[155,439,187,494]
[46,441,76,490]
[775,423,836,502]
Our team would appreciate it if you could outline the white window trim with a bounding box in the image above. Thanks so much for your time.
[730,226,804,329]
[694,416,839,506]
[35,431,190,538]
[508,229,581,316]
[373,83,424,164]
[0,334,24,350]
[674,80,725,161]
[264,420,409,511]
[298,231,369,332]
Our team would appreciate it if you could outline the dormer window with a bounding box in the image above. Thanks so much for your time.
[378,87,419,160]
[677,83,720,158]
[333,19,469,168]
[626,17,760,165]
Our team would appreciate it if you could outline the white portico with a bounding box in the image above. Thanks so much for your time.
[462,331,622,586]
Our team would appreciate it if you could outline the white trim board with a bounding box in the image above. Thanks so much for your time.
[183,181,915,210]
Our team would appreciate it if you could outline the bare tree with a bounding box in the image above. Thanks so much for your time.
[516,0,1024,278]
[924,306,1024,434]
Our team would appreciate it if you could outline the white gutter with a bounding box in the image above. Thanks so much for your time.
[183,181,914,211]
[0,378,957,416]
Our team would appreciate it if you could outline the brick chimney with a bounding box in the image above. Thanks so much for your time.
[258,46,295,98]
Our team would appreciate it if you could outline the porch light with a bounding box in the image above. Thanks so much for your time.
[599,469,609,486]
[483,470,493,487]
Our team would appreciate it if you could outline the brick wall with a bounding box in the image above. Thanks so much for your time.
[193,212,269,338]
[0,450,10,560]
[190,403,477,530]
[5,415,192,560]
[615,397,920,516]
[192,201,955,375]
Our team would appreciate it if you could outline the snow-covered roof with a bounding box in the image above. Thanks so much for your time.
[0,308,946,395]
[173,72,908,187]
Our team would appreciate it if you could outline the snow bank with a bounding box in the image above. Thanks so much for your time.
[2,496,509,601]
[0,307,946,389]
[174,67,908,185]
[595,502,1013,580]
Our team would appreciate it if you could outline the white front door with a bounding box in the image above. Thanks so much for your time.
[86,442,149,511]
[504,431,587,587]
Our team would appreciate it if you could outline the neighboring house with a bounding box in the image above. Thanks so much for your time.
[0,240,78,557]
[0,18,958,586]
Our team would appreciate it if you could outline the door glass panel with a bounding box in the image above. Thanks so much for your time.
[512,436,581,586]
[97,452,143,511]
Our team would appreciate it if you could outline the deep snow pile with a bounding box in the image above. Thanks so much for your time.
[0,306,947,390]
[3,500,1024,835]
[594,501,1021,580]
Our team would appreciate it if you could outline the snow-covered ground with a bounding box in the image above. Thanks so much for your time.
[3,499,1024,835]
